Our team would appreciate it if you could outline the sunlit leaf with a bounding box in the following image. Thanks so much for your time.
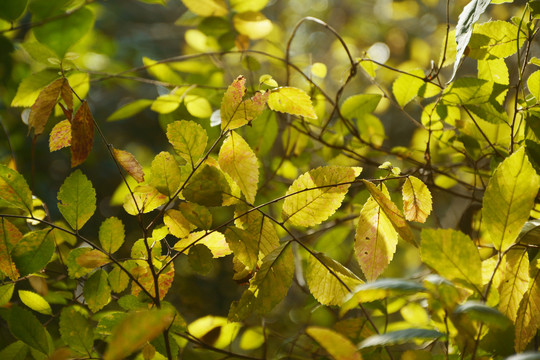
[12,229,55,276]
[59,307,94,356]
[104,308,174,360]
[149,151,183,198]
[454,301,511,328]
[218,131,259,204]
[0,164,33,213]
[360,329,443,348]
[113,148,145,183]
[221,76,269,130]
[478,58,509,85]
[392,69,425,107]
[76,249,110,269]
[341,94,382,119]
[268,87,317,119]
[306,326,362,360]
[83,269,111,312]
[131,259,174,300]
[123,185,168,215]
[183,165,231,207]
[184,94,213,118]
[234,204,279,262]
[57,169,96,230]
[67,248,94,279]
[355,184,398,281]
[28,78,64,135]
[164,209,194,238]
[282,166,361,227]
[225,226,258,271]
[188,315,241,349]
[305,252,362,306]
[233,11,273,40]
[11,70,59,108]
[174,230,231,258]
[402,176,432,223]
[70,101,95,167]
[108,263,131,293]
[107,99,153,122]
[49,119,71,151]
[179,202,213,230]
[180,0,227,17]
[99,217,125,254]
[499,250,529,322]
[0,218,22,281]
[167,120,208,169]
[8,306,50,354]
[18,290,52,315]
[420,228,482,289]
[515,271,540,352]
[482,147,539,251]
[468,20,525,60]
[528,70,540,101]
[0,283,15,306]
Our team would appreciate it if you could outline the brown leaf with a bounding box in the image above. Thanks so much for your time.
[28,78,64,135]
[71,101,94,167]
[113,148,145,183]
[49,120,72,152]
[76,249,110,268]
[60,79,73,114]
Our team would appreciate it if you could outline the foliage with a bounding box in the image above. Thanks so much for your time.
[0,0,540,359]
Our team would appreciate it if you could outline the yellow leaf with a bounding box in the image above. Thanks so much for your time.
[123,185,168,215]
[113,148,145,183]
[180,0,227,17]
[307,326,362,360]
[18,290,52,315]
[268,87,317,119]
[499,250,529,322]
[402,176,432,223]
[515,271,540,352]
[233,11,273,40]
[49,120,71,152]
[173,230,231,258]
[164,209,194,238]
[76,249,110,268]
[0,218,22,281]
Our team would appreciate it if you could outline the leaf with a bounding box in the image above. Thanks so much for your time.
[107,99,153,121]
[482,147,539,251]
[450,0,491,81]
[184,94,213,118]
[229,243,294,320]
[166,120,208,169]
[180,0,227,17]
[57,170,96,230]
[174,230,231,258]
[306,327,362,360]
[359,329,443,348]
[233,11,273,40]
[188,244,214,275]
[112,148,145,183]
[83,269,111,312]
[131,260,174,300]
[468,20,524,60]
[49,119,71,151]
[478,58,509,85]
[76,249,110,269]
[123,185,168,215]
[515,271,540,352]
[420,228,482,289]
[28,78,64,135]
[305,252,362,306]
[218,131,259,204]
[234,204,279,261]
[392,69,426,107]
[12,229,55,276]
[528,70,540,101]
[59,307,94,355]
[103,308,174,360]
[99,217,125,254]
[0,341,29,360]
[18,290,51,315]
[341,94,382,119]
[220,76,268,130]
[0,0,28,21]
[8,306,50,354]
[0,283,15,306]
[362,180,415,245]
[268,87,317,119]
[402,176,432,223]
[149,151,183,198]
[282,166,361,227]
[183,165,231,207]
[33,7,95,57]
[11,70,59,108]
[225,227,259,271]
[0,164,33,213]
[164,209,194,238]
[454,301,511,328]
[179,202,213,230]
[0,218,23,281]
[499,250,529,322]
[67,248,94,279]
[108,264,131,293]
[70,101,95,167]
[354,184,399,281]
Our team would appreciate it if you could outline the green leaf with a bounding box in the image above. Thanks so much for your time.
[99,217,125,254]
[482,147,539,251]
[18,290,52,315]
[59,307,94,355]
[108,264,131,293]
[0,341,29,360]
[107,99,153,121]
[306,326,362,360]
[12,229,55,276]
[184,94,213,118]
[8,306,50,354]
[188,244,214,275]
[282,166,361,227]
[179,202,213,230]
[233,11,273,40]
[0,218,23,281]
[83,269,111,313]
[164,209,194,238]
[66,247,94,278]
[359,329,443,348]
[392,69,426,107]
[183,165,231,207]
[11,70,59,107]
[515,271,540,352]
[341,93,382,119]
[57,170,96,230]
[305,252,362,306]
[33,7,95,57]
[498,249,529,322]
[468,20,524,60]
[268,87,317,119]
[123,185,168,215]
[225,226,259,271]
[166,120,208,169]
[528,70,540,101]
[180,0,227,17]
[173,230,231,258]
[355,184,399,281]
[0,0,28,21]
[0,283,15,306]
[454,301,511,328]
[420,228,482,289]
[149,151,183,198]
[234,204,279,261]
[402,176,432,223]
[478,58,509,85]
[362,180,415,245]
[0,164,33,213]
[450,0,491,81]
[218,131,259,204]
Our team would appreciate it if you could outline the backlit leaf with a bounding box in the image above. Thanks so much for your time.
[225,226,258,271]
[528,70,540,101]
[179,202,213,230]
[282,166,361,227]
[180,0,227,17]
[268,87,317,119]
[131,260,174,300]
[67,248,94,279]
[454,301,511,328]
[173,230,231,258]
[305,252,362,306]
[362,180,415,245]
[341,94,382,119]
[306,327,362,360]
[233,11,273,40]
[70,101,94,167]
[478,58,509,85]
[218,131,259,204]
[360,329,443,348]
[83,269,111,312]
[11,70,59,108]
[113,148,145,183]
[149,151,183,198]
[482,147,539,251]
[49,119,71,151]
[12,229,55,276]
[221,76,269,130]
[164,209,194,238]
[107,99,153,122]
[392,69,425,107]
[420,228,482,289]
[28,78,64,135]
[0,164,33,213]
[234,204,279,261]
[108,264,131,293]
[76,249,110,269]
[468,20,524,60]
[0,218,22,280]
[99,217,125,254]
[8,306,50,354]
[184,94,212,118]
[499,250,529,322]
[354,184,398,281]
[59,307,94,355]
[402,176,432,223]
[515,271,540,352]
[123,185,168,215]
[104,308,174,360]
[18,290,52,315]
[183,165,231,207]
[58,170,96,230]
[0,283,15,306]
[166,120,208,169]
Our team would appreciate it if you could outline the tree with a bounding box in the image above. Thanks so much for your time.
[0,0,539,359]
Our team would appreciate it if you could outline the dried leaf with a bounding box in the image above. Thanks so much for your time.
[49,120,71,152]
[71,101,94,167]
[113,148,145,183]
[28,78,64,135]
